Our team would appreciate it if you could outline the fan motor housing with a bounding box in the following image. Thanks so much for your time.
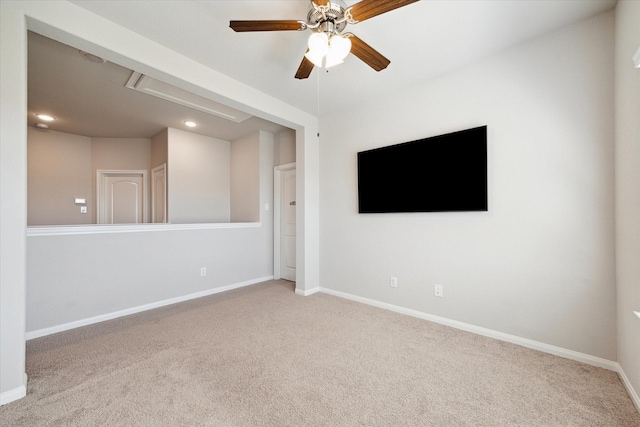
[307,0,348,33]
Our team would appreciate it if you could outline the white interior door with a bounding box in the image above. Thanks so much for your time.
[274,163,296,282]
[98,170,147,224]
[151,164,167,223]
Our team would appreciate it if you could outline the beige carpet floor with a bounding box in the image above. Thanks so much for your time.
[1,280,639,426]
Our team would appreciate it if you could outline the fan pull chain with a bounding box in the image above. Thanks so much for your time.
[316,67,321,138]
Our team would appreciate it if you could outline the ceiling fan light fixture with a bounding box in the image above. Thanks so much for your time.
[324,56,343,69]
[324,49,344,68]
[306,32,351,69]
[305,51,325,68]
[329,34,351,59]
[305,32,329,67]
[325,34,351,68]
[307,32,329,55]
[230,0,420,78]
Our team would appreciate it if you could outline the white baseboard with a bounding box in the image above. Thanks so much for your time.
[26,276,273,340]
[319,287,619,372]
[295,286,320,296]
[0,374,27,406]
[617,363,640,413]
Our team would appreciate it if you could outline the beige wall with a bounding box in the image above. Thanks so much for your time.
[615,0,640,408]
[151,128,168,169]
[91,137,151,223]
[28,130,153,225]
[274,129,296,166]
[167,127,230,223]
[27,127,93,226]
[91,138,151,170]
[230,132,260,222]
[28,127,270,226]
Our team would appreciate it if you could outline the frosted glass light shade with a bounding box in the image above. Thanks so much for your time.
[324,52,344,68]
[305,50,325,67]
[325,35,351,69]
[305,33,351,69]
[330,35,351,60]
[306,32,329,67]
[308,33,328,55]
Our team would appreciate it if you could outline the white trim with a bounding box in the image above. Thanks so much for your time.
[150,163,167,223]
[295,286,320,296]
[319,287,619,372]
[274,162,296,280]
[26,276,273,340]
[617,363,640,413]
[0,382,26,406]
[27,222,261,236]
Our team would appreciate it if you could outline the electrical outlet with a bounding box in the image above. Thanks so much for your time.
[200,267,207,276]
[434,284,443,297]
[80,206,87,214]
[390,276,398,288]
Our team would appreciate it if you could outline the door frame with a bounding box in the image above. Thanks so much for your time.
[151,164,167,223]
[97,169,148,224]
[274,162,296,280]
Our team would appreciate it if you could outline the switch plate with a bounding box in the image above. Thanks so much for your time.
[434,284,443,297]
[80,206,87,214]
[390,276,398,288]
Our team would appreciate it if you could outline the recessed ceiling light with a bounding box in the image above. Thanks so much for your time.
[35,114,55,121]
[184,120,197,127]
[79,50,106,64]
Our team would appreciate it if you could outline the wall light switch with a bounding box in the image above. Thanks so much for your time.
[75,198,86,205]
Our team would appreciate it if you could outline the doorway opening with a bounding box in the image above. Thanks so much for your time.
[97,170,148,224]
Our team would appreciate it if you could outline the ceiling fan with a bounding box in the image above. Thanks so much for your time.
[230,0,419,79]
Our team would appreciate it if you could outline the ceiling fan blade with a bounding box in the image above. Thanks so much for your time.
[347,34,390,72]
[295,54,315,80]
[229,20,305,32]
[347,0,419,23]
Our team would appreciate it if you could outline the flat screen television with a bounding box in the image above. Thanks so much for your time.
[357,126,487,213]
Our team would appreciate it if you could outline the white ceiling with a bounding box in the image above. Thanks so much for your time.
[31,0,616,139]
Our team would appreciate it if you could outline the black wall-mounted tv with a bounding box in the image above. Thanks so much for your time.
[357,126,488,213]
